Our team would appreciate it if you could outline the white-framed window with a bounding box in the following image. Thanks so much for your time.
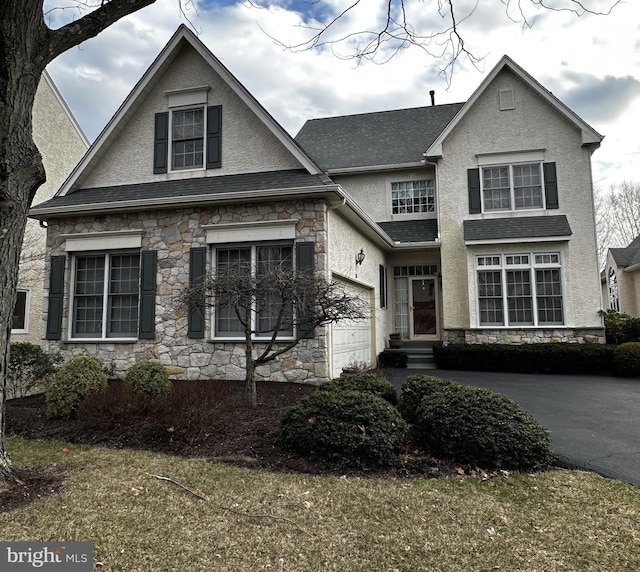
[213,243,294,339]
[476,252,564,327]
[171,107,205,171]
[11,289,30,334]
[482,163,544,212]
[70,251,140,340]
[608,267,620,312]
[391,180,435,214]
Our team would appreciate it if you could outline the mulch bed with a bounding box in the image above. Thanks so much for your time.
[2,379,503,510]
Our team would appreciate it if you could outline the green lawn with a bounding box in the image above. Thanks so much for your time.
[2,437,639,571]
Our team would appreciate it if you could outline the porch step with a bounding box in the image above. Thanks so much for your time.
[389,341,437,370]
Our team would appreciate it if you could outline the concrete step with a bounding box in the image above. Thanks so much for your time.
[388,341,437,369]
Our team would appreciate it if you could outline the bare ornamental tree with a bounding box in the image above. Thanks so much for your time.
[188,257,367,407]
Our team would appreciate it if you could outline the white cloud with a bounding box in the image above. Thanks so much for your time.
[46,0,640,189]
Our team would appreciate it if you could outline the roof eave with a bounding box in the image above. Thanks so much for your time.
[327,162,427,175]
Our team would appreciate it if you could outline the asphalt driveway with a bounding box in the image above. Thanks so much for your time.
[389,369,640,487]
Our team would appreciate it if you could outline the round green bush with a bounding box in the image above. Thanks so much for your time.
[124,360,171,401]
[613,342,640,377]
[278,389,408,468]
[45,355,108,418]
[416,383,551,469]
[398,374,457,424]
[318,373,398,405]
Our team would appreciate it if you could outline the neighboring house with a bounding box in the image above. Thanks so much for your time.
[11,72,89,344]
[603,236,640,316]
[30,25,605,383]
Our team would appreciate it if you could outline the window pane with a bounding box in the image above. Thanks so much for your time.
[507,270,533,325]
[483,166,511,211]
[391,180,435,214]
[513,163,543,209]
[536,269,564,324]
[256,246,293,335]
[215,248,251,336]
[172,108,204,170]
[478,271,504,325]
[107,254,140,337]
[12,290,28,331]
[73,256,105,337]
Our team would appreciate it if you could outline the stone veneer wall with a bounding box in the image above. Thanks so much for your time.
[43,199,329,384]
[443,328,606,345]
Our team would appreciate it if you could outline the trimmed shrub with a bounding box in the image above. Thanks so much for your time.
[433,342,615,375]
[377,349,408,369]
[621,318,640,344]
[318,373,398,405]
[613,342,640,377]
[45,355,107,418]
[124,360,171,402]
[398,374,457,424]
[7,342,62,398]
[278,389,408,468]
[416,383,551,469]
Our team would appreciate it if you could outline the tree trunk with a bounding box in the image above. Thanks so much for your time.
[244,328,257,408]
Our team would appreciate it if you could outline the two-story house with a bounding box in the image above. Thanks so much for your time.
[11,72,88,344]
[30,25,604,382]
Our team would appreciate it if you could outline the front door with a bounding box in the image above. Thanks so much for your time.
[410,278,437,337]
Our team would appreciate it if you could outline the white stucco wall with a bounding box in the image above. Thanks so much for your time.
[14,75,88,344]
[333,167,437,223]
[326,209,390,361]
[437,67,602,335]
[81,44,303,189]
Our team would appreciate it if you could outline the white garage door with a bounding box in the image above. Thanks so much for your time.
[330,283,372,378]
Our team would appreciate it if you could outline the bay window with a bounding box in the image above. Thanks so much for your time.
[477,253,564,327]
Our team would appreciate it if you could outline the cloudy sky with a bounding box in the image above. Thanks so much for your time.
[44,0,640,191]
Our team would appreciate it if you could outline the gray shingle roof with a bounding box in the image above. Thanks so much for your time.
[463,215,572,241]
[31,170,330,213]
[295,104,464,171]
[610,247,640,268]
[378,220,438,243]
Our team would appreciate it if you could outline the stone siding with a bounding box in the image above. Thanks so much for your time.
[43,199,329,383]
[443,328,605,345]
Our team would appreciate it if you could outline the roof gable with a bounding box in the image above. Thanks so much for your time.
[426,55,602,158]
[57,25,321,196]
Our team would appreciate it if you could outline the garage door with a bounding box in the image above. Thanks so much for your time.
[330,283,372,378]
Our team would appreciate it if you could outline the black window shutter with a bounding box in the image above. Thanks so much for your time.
[543,162,559,209]
[138,250,157,340]
[153,112,169,174]
[379,264,387,309]
[206,105,222,169]
[188,247,207,339]
[468,168,481,214]
[46,256,65,340]
[296,242,315,339]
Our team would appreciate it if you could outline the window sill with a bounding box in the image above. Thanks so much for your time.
[209,337,296,343]
[66,338,138,344]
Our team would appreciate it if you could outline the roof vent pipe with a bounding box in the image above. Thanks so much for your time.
[430,90,435,106]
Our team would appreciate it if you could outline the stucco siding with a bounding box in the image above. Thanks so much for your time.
[327,210,390,360]
[333,167,437,223]
[437,67,602,334]
[81,45,303,190]
[15,75,88,344]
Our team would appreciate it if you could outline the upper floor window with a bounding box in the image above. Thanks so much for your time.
[172,108,204,170]
[154,105,221,174]
[391,180,435,214]
[608,267,620,312]
[468,161,558,214]
[482,163,543,211]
